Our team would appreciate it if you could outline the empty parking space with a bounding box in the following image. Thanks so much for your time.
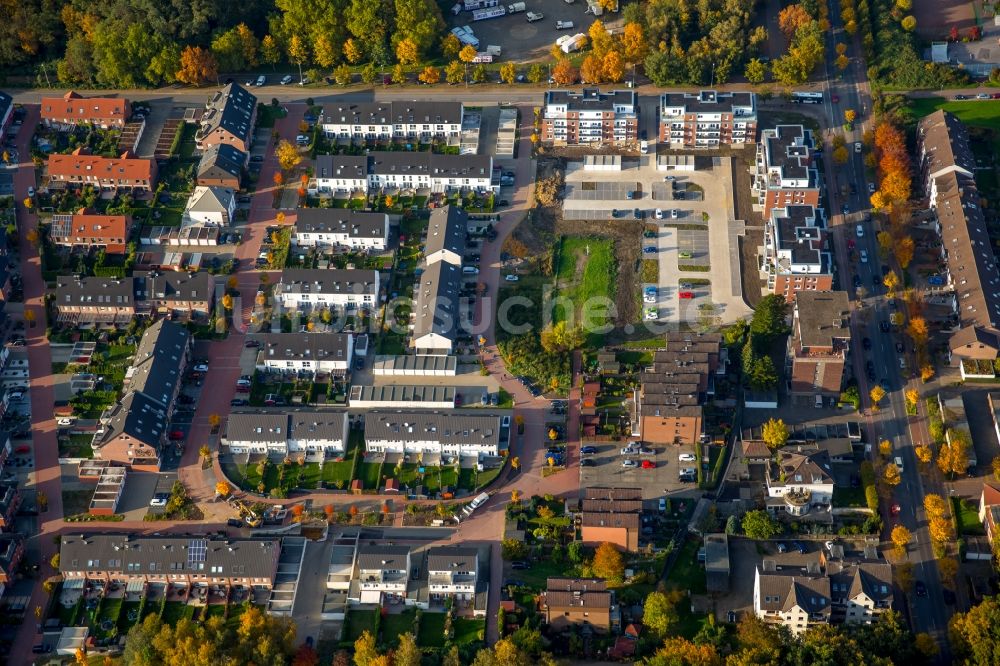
[566,181,637,201]
[677,229,710,266]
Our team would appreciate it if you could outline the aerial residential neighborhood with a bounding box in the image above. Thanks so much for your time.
[3,0,1000,664]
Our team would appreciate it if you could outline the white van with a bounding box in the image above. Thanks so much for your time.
[462,266,480,275]
[893,456,904,473]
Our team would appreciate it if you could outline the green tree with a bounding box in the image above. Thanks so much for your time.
[745,58,767,84]
[287,34,310,78]
[527,63,544,83]
[749,356,778,390]
[445,60,464,84]
[742,510,781,539]
[333,64,352,85]
[471,64,487,83]
[361,62,378,83]
[348,0,391,53]
[949,596,1000,666]
[750,294,789,341]
[540,321,585,353]
[643,591,680,636]
[312,35,339,68]
[261,35,282,67]
[392,63,406,84]
[392,0,446,58]
[500,62,517,85]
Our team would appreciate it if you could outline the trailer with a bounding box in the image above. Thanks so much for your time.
[507,1,525,12]
[456,29,480,47]
[473,6,505,20]
[472,52,494,63]
[464,0,499,9]
[560,32,587,53]
[485,44,502,56]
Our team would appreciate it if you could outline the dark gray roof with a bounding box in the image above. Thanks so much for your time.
[756,569,831,616]
[55,276,138,308]
[770,205,828,267]
[129,319,190,406]
[59,533,280,580]
[356,545,410,571]
[919,110,977,178]
[226,413,288,443]
[412,261,463,342]
[762,125,816,184]
[544,88,637,113]
[321,100,463,127]
[794,291,849,349]
[288,411,347,443]
[368,152,492,179]
[314,154,367,181]
[660,90,756,114]
[135,271,213,304]
[254,332,352,363]
[278,269,378,296]
[364,410,501,447]
[426,546,478,573]
[349,384,456,405]
[371,354,457,374]
[425,206,467,262]
[199,83,257,146]
[197,143,245,181]
[582,487,643,501]
[294,209,387,239]
[98,391,168,447]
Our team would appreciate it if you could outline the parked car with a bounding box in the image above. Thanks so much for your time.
[621,459,638,468]
[56,418,73,426]
[510,561,529,570]
[678,291,694,299]
[580,458,595,467]
[227,518,244,528]
[244,339,260,348]
[230,399,248,407]
[678,453,696,462]
[641,459,656,469]
[643,246,657,254]
[581,446,597,454]
[193,363,209,372]
[169,430,185,440]
[280,75,293,84]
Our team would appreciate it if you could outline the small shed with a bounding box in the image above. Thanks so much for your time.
[384,478,400,493]
[350,479,363,494]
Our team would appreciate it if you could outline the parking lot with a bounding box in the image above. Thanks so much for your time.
[578,442,703,500]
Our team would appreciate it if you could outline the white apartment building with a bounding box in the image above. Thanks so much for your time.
[659,90,757,148]
[292,209,388,251]
[275,269,379,311]
[252,333,354,377]
[311,152,495,195]
[224,411,347,455]
[319,101,463,141]
[224,413,288,455]
[354,546,412,604]
[183,186,236,226]
[541,89,639,145]
[426,547,479,601]
[363,410,504,458]
[312,155,369,196]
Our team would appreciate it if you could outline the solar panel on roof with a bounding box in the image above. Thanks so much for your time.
[188,538,207,565]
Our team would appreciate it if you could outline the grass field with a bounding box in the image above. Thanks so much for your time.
[453,618,485,645]
[204,604,227,619]
[953,496,985,535]
[379,609,416,647]
[343,609,377,643]
[356,462,383,490]
[417,612,447,647]
[553,237,616,343]
[117,600,141,635]
[161,601,195,626]
[93,598,123,639]
[907,97,1000,130]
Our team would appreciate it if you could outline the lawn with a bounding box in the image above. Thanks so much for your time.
[379,609,416,647]
[140,596,160,621]
[553,236,617,344]
[343,609,377,643]
[833,486,867,508]
[161,601,194,626]
[322,459,354,487]
[356,462,383,490]
[453,618,485,645]
[666,537,707,595]
[93,598,122,639]
[57,598,81,627]
[518,558,576,590]
[417,612,447,648]
[204,604,227,619]
[458,467,476,491]
[116,600,141,635]
[952,496,985,536]
[907,97,1000,131]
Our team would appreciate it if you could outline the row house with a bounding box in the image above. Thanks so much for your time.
[363,410,505,458]
[252,333,354,377]
[753,125,821,218]
[541,89,638,145]
[355,545,411,604]
[0,482,21,531]
[319,101,463,141]
[578,487,642,552]
[41,91,128,129]
[47,149,157,192]
[55,272,213,327]
[312,152,496,196]
[58,534,281,590]
[762,204,833,302]
[196,83,257,152]
[427,547,479,602]
[224,411,349,455]
[659,90,757,148]
[787,291,850,399]
[183,186,236,226]
[0,535,24,592]
[917,110,1000,365]
[196,143,246,189]
[541,578,616,634]
[275,268,379,312]
[50,210,131,254]
[292,208,389,252]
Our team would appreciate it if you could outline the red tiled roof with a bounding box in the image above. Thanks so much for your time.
[41,91,128,124]
[48,149,155,183]
[51,209,129,247]
[983,482,1000,507]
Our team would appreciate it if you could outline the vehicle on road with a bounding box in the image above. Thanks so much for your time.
[856,224,864,238]
[193,363,209,372]
[890,503,901,516]
[955,95,968,100]
[169,430,185,440]
[281,75,293,84]
[255,75,266,86]
[230,399,248,406]
[640,139,648,153]
[977,93,991,100]
[854,142,862,153]
[678,453,696,462]
[868,182,876,193]
[895,342,905,354]
[859,249,868,263]
[526,11,543,21]
[862,337,872,350]
[915,580,927,597]
[853,275,862,289]
[580,458,595,467]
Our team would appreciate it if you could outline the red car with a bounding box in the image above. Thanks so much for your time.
[14,446,29,454]
[890,503,901,516]
[169,431,185,440]
[678,291,694,299]
[641,459,656,469]
[847,239,855,250]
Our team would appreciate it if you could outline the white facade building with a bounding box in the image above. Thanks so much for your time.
[275,269,379,311]
[252,333,354,377]
[224,411,347,455]
[292,209,388,251]
[319,101,463,141]
[426,547,479,601]
[363,410,504,458]
[183,186,236,226]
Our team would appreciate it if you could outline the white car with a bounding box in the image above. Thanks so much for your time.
[868,182,876,193]
[27,186,34,197]
[678,453,697,462]
[193,363,209,372]
[280,75,293,85]
[299,77,310,85]
[621,459,638,468]
[859,249,868,263]
[855,224,864,238]
[855,142,862,153]
[149,497,167,507]
[505,275,519,282]
[654,208,664,219]
[57,418,73,426]
[640,140,649,154]
[555,20,574,29]
[620,446,636,456]
[644,307,658,321]
[670,209,678,219]
[255,75,266,86]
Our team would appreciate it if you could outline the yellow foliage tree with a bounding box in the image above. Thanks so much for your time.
[928,515,954,544]
[274,140,301,172]
[870,190,889,211]
[215,480,231,497]
[602,50,625,83]
[621,22,648,63]
[883,462,901,486]
[588,19,613,58]
[870,385,886,408]
[396,39,419,65]
[915,444,933,465]
[891,524,911,554]
[417,66,440,84]
[458,44,478,63]
[832,146,849,164]
[907,316,928,344]
[920,365,935,382]
[924,493,947,520]
[894,236,915,268]
[879,439,893,458]
[836,54,849,70]
[905,388,919,406]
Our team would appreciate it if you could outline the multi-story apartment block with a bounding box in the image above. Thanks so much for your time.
[917,110,1000,364]
[312,155,369,195]
[762,205,833,302]
[658,90,757,148]
[0,534,24,592]
[787,291,850,398]
[55,276,139,327]
[753,125,821,218]
[363,410,504,458]
[59,534,282,589]
[275,269,379,312]
[541,578,615,633]
[41,91,128,129]
[47,149,157,192]
[223,411,348,455]
[196,83,257,152]
[252,333,354,377]
[292,209,388,251]
[754,566,831,635]
[354,545,412,604]
[0,482,21,531]
[541,89,638,145]
[319,101,463,141]
[135,271,215,320]
[427,547,479,601]
[50,210,131,254]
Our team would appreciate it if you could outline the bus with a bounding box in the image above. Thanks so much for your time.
[791,92,823,104]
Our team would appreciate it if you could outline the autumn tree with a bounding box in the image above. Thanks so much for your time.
[394,633,421,666]
[877,231,894,255]
[643,590,681,636]
[552,59,578,85]
[929,516,954,545]
[883,270,900,295]
[907,316,928,344]
[392,63,407,84]
[396,38,419,65]
[836,54,849,70]
[891,525,911,555]
[591,542,625,585]
[938,429,971,477]
[870,385,886,409]
[915,633,939,659]
[915,444,933,465]
[287,35,309,80]
[540,321,585,353]
[418,65,440,84]
[588,20,612,58]
[879,440,893,458]
[176,46,218,86]
[261,35,281,67]
[778,4,812,38]
[621,22,647,64]
[215,481,231,497]
[459,44,477,63]
[833,145,849,164]
[441,34,461,59]
[342,38,363,65]
[275,140,302,172]
[761,418,789,450]
[500,62,516,85]
[334,64,351,85]
[938,556,959,587]
[924,493,947,520]
[894,236,915,268]
[745,58,766,84]
[353,630,380,666]
[580,55,603,84]
[883,462,901,486]
[445,60,463,85]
